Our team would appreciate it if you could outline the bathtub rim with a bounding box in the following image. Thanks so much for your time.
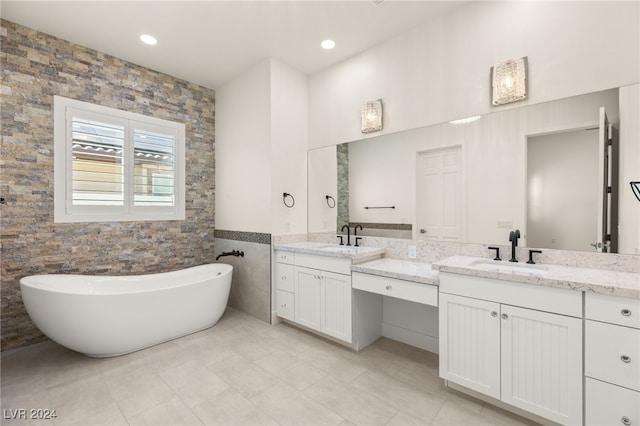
[19,262,233,296]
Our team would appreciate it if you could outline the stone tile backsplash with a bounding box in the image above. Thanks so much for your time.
[1,20,216,351]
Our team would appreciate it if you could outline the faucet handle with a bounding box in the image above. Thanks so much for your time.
[526,249,542,264]
[337,235,344,246]
[488,246,501,261]
[355,237,362,247]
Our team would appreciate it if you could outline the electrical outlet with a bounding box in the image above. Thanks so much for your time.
[408,245,417,259]
[497,221,513,229]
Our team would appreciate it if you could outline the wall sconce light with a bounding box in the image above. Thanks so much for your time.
[361,99,383,133]
[631,181,640,201]
[491,57,528,106]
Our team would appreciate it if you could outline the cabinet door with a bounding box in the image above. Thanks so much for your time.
[500,305,582,425]
[439,292,501,399]
[320,271,352,343]
[294,267,322,331]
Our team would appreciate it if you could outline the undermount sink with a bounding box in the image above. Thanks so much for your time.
[471,260,549,275]
[320,245,366,254]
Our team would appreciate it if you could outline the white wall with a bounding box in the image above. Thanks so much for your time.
[308,1,639,148]
[619,84,640,255]
[308,145,337,233]
[271,59,309,235]
[217,58,308,234]
[216,59,272,232]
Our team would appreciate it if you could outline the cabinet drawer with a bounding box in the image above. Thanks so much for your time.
[276,290,294,321]
[586,378,640,426]
[439,272,582,317]
[352,272,438,306]
[295,252,351,275]
[585,293,640,329]
[275,250,295,264]
[275,263,295,292]
[586,320,640,391]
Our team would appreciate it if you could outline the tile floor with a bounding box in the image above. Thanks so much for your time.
[1,308,538,425]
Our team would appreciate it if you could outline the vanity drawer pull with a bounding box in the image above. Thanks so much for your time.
[621,416,631,426]
[385,285,392,291]
[501,313,509,320]
[491,311,498,317]
[621,355,631,363]
[281,276,287,280]
[622,309,632,317]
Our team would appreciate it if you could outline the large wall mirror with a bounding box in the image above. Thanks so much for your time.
[308,86,640,255]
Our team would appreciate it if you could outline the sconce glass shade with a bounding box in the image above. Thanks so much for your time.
[491,57,528,106]
[631,181,640,201]
[361,99,383,133]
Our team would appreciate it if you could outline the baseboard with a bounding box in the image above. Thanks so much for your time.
[382,322,439,353]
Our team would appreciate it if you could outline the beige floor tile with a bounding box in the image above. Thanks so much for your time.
[128,397,203,426]
[480,403,541,426]
[393,358,444,394]
[68,402,129,426]
[207,354,279,398]
[431,400,500,426]
[104,367,176,418]
[352,369,446,422]
[356,345,409,376]
[46,376,117,425]
[254,349,327,390]
[297,345,368,383]
[159,359,230,408]
[303,375,398,425]
[387,410,430,426]
[192,388,278,426]
[250,382,344,426]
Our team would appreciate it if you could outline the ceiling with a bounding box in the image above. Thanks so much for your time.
[0,1,466,89]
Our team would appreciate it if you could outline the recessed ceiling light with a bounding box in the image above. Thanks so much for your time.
[321,39,336,50]
[140,34,157,46]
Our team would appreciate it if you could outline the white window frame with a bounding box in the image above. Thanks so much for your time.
[54,95,186,223]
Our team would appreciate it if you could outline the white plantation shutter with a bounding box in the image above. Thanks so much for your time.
[70,116,126,206]
[133,126,176,207]
[54,96,185,222]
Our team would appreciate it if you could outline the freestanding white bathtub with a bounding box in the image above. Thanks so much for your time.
[20,263,232,357]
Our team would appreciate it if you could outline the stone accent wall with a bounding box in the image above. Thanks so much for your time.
[336,143,349,231]
[0,20,216,351]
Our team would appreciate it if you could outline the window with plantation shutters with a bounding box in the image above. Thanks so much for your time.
[54,96,185,222]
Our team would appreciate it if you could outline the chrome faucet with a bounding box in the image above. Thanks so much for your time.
[341,224,352,246]
[509,229,521,262]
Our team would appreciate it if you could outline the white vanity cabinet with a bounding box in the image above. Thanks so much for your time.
[439,272,583,425]
[275,250,353,344]
[585,292,640,426]
[275,251,295,321]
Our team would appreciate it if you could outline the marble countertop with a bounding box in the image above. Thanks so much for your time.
[433,256,640,299]
[274,242,385,262]
[351,258,439,286]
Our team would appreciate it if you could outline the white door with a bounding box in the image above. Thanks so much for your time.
[500,305,583,425]
[320,271,352,343]
[596,106,619,252]
[439,293,501,399]
[294,267,322,331]
[416,147,462,241]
